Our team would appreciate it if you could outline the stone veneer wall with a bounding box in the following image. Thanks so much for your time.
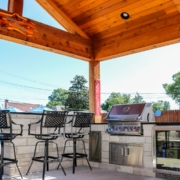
[4,113,155,178]
[86,124,155,177]
[4,113,84,176]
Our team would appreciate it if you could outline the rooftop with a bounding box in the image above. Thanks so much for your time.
[4,99,40,112]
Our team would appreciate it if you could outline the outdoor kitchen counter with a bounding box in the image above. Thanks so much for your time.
[4,112,179,178]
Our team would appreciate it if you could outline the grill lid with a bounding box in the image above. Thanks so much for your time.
[105,103,154,122]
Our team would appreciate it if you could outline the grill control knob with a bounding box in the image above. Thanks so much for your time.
[136,126,140,131]
[134,126,140,131]
[111,126,114,131]
[130,126,133,131]
[124,126,128,131]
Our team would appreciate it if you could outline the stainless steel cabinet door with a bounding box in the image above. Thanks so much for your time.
[125,144,143,167]
[109,143,125,165]
[89,131,101,163]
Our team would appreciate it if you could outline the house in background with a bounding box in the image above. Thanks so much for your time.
[4,99,40,112]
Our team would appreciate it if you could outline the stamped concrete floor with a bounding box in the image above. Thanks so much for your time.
[3,166,164,180]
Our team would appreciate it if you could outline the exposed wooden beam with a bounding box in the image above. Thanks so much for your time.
[173,0,180,12]
[8,0,24,16]
[36,0,90,39]
[89,61,100,113]
[94,15,180,61]
[0,9,93,61]
[89,61,101,122]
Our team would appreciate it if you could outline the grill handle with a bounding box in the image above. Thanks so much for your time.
[121,147,124,156]
[124,147,129,156]
[147,113,150,122]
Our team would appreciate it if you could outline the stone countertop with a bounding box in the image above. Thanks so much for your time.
[92,121,180,125]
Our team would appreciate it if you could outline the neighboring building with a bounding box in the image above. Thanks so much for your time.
[4,99,40,112]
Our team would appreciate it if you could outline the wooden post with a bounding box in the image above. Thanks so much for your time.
[89,61,101,123]
[8,0,24,16]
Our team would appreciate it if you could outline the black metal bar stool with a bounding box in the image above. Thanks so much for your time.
[0,110,23,180]
[26,110,67,180]
[57,112,94,174]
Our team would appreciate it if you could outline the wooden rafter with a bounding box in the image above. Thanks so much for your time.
[36,0,90,39]
[0,9,93,61]
[8,0,24,16]
[173,0,180,12]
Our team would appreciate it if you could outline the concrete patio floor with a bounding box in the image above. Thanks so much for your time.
[2,166,164,180]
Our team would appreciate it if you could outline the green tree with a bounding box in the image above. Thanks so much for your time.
[163,72,180,107]
[65,75,89,110]
[152,100,170,111]
[131,92,144,103]
[101,92,131,111]
[46,88,68,108]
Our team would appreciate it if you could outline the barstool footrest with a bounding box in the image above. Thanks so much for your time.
[0,157,18,167]
[62,153,87,159]
[32,156,61,163]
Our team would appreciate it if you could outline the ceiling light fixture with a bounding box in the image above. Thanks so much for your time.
[120,12,130,20]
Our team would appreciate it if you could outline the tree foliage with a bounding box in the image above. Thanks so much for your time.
[65,75,89,110]
[131,92,144,103]
[101,92,171,112]
[46,88,68,108]
[101,92,131,111]
[163,72,180,107]
[152,100,170,111]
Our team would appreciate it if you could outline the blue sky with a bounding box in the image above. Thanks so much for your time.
[0,0,180,109]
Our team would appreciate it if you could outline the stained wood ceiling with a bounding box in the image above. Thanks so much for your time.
[36,0,180,61]
[1,0,180,62]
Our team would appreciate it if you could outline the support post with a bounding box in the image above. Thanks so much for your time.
[8,0,24,16]
[89,61,101,123]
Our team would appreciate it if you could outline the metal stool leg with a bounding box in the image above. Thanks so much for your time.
[73,138,77,174]
[81,140,92,170]
[11,142,23,178]
[0,141,4,180]
[42,140,48,180]
[26,141,43,175]
[51,141,66,175]
[57,139,69,170]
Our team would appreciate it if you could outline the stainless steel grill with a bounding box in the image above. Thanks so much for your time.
[105,103,155,135]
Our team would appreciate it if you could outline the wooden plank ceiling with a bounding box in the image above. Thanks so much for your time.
[1,0,180,61]
[35,0,180,61]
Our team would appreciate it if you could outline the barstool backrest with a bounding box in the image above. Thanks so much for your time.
[36,110,68,136]
[0,110,11,129]
[43,110,67,128]
[0,110,12,140]
[72,112,94,128]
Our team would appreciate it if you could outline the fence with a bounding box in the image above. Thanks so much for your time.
[155,110,180,122]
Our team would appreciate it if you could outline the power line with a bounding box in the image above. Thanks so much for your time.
[0,70,60,88]
[0,79,52,93]
[101,92,167,94]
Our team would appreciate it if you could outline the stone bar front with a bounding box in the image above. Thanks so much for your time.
[3,113,155,177]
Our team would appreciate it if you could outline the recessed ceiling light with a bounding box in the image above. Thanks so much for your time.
[120,12,130,20]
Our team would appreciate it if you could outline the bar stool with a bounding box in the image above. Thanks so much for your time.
[0,110,23,180]
[57,112,94,174]
[26,110,67,180]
